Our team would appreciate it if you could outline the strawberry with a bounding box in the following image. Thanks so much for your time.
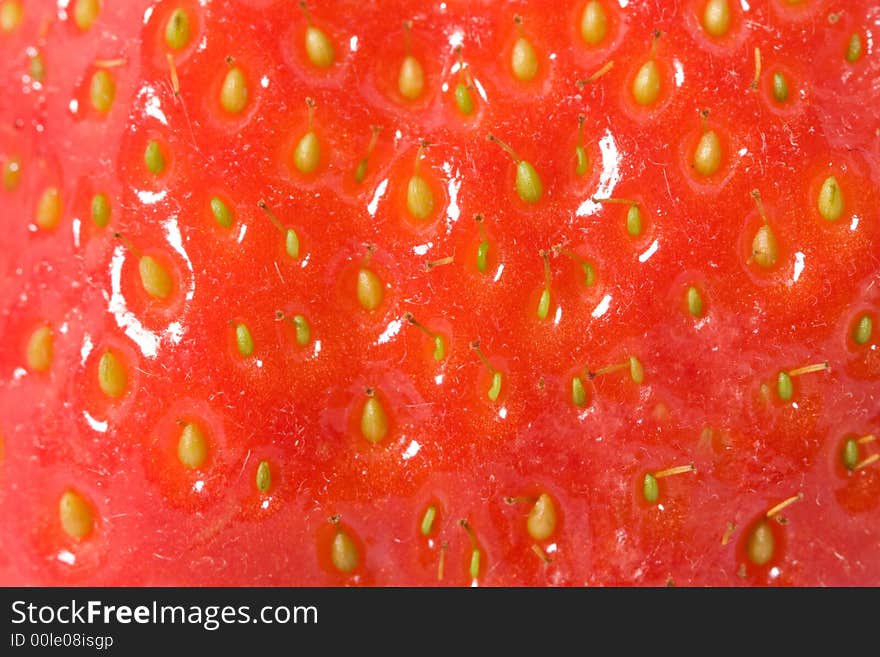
[1,0,879,586]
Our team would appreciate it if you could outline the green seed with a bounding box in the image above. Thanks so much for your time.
[91,193,110,227]
[693,129,722,177]
[356,267,383,311]
[842,438,859,471]
[420,505,436,536]
[294,131,321,174]
[772,71,789,103]
[853,314,872,346]
[3,155,21,190]
[642,473,659,503]
[686,286,703,318]
[355,158,368,183]
[632,60,661,106]
[579,1,608,45]
[293,314,311,347]
[285,228,300,259]
[629,356,644,384]
[575,144,589,177]
[139,255,173,299]
[177,422,208,469]
[476,240,490,273]
[455,82,474,116]
[361,395,388,444]
[432,335,445,362]
[256,459,272,492]
[98,350,127,398]
[305,25,334,68]
[331,530,359,573]
[469,547,481,579]
[220,66,248,114]
[398,55,424,100]
[73,0,100,32]
[702,0,731,37]
[89,69,115,113]
[235,322,254,357]
[571,376,586,407]
[511,36,538,81]
[407,174,434,220]
[817,176,843,221]
[29,52,45,82]
[537,288,550,320]
[582,262,596,287]
[210,196,233,228]
[165,8,191,50]
[515,160,543,203]
[746,520,774,566]
[488,371,503,401]
[846,33,862,63]
[144,140,166,175]
[776,371,793,401]
[626,204,642,237]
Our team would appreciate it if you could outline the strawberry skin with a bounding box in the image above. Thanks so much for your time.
[1,0,879,586]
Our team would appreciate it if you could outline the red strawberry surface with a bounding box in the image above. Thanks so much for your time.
[1,0,879,586]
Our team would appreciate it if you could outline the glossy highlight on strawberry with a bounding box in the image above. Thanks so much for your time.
[1,0,879,586]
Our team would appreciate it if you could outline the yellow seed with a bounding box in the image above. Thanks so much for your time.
[693,129,722,177]
[0,0,24,34]
[220,66,248,114]
[356,267,383,311]
[89,69,115,114]
[294,131,321,174]
[139,255,173,299]
[97,350,127,398]
[305,25,334,68]
[579,1,608,45]
[751,224,778,269]
[26,325,53,372]
[35,187,62,230]
[817,175,843,221]
[59,490,94,540]
[746,520,774,566]
[73,0,100,32]
[360,395,388,444]
[398,54,424,101]
[407,174,434,220]
[632,60,661,106]
[526,493,557,541]
[629,355,645,384]
[29,53,45,82]
[164,8,191,51]
[3,155,21,190]
[702,0,731,38]
[331,529,359,573]
[177,422,208,469]
[511,37,538,81]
